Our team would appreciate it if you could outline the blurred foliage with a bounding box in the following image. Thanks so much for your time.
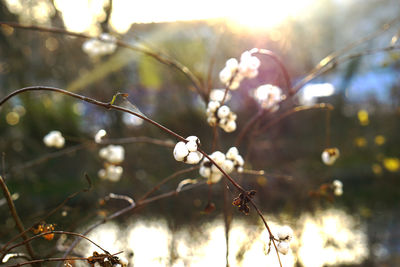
[0,0,399,265]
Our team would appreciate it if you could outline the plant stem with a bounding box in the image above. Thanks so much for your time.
[0,175,36,261]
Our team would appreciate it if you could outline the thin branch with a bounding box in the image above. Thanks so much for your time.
[4,143,89,175]
[290,17,400,95]
[0,156,36,261]
[0,87,245,194]
[0,175,91,254]
[257,103,334,134]
[251,48,292,94]
[138,165,199,201]
[105,193,135,205]
[101,136,174,147]
[291,44,400,95]
[0,21,205,101]
[3,137,173,177]
[247,198,282,267]
[4,231,111,257]
[0,86,186,142]
[58,181,205,265]
[7,256,90,267]
[235,108,265,147]
[6,252,121,267]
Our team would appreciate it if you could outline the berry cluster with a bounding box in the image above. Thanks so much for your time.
[219,50,261,90]
[43,130,65,148]
[199,147,244,184]
[253,84,283,111]
[332,179,343,196]
[173,136,203,164]
[206,101,237,133]
[98,144,125,182]
[276,225,294,255]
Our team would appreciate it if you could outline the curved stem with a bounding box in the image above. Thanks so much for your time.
[0,173,36,261]
[290,45,400,95]
[290,17,400,95]
[235,109,265,147]
[257,103,334,134]
[7,256,90,267]
[0,86,245,194]
[0,86,186,142]
[0,21,205,101]
[138,165,199,201]
[251,48,292,94]
[3,231,110,257]
[247,198,282,267]
[59,181,205,265]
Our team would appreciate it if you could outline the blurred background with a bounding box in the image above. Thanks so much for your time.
[0,0,399,266]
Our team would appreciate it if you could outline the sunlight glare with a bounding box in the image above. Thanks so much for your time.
[51,0,317,34]
[298,209,368,267]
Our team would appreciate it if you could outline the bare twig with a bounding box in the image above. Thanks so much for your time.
[138,165,199,201]
[235,109,265,147]
[4,143,89,176]
[0,156,36,261]
[251,48,292,93]
[290,17,400,95]
[247,198,282,267]
[4,231,111,257]
[0,175,91,259]
[0,21,205,101]
[101,136,174,147]
[0,86,186,143]
[256,103,334,134]
[59,181,205,264]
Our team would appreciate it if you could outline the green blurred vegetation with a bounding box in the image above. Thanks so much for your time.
[0,0,399,265]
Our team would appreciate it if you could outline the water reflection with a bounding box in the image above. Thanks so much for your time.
[79,209,367,266]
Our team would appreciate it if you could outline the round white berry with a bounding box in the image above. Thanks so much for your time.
[277,226,293,241]
[107,165,123,182]
[186,141,198,152]
[209,173,223,183]
[199,166,211,178]
[223,120,237,133]
[334,187,343,196]
[94,129,106,143]
[185,152,203,164]
[211,151,226,165]
[208,101,221,112]
[217,105,230,118]
[277,241,290,255]
[226,58,239,71]
[107,145,125,164]
[174,142,189,161]
[98,169,107,180]
[321,148,340,165]
[186,136,199,143]
[222,159,234,173]
[226,147,239,160]
[235,155,245,167]
[333,179,343,189]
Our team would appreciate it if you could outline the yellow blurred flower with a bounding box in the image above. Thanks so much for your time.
[354,137,367,147]
[383,158,400,172]
[357,109,369,126]
[374,135,386,146]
